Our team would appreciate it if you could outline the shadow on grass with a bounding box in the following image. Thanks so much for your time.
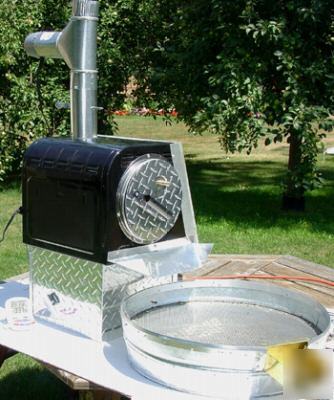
[0,356,74,400]
[0,179,21,193]
[1,158,334,235]
[187,159,334,235]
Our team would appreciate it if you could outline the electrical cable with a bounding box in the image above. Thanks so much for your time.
[189,274,334,288]
[0,207,22,245]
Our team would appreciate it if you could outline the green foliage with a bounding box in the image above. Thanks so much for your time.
[0,0,333,199]
[104,0,334,198]
[1,118,334,397]
[0,0,71,181]
[0,0,137,181]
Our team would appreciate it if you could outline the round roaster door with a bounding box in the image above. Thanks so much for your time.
[116,154,183,244]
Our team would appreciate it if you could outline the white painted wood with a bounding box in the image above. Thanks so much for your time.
[0,280,217,400]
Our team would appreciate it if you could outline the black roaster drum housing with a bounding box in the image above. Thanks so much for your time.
[22,137,186,263]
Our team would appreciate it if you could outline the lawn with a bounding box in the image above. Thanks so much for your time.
[0,115,334,398]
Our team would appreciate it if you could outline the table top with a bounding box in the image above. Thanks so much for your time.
[0,254,333,399]
[186,254,334,308]
[0,278,204,400]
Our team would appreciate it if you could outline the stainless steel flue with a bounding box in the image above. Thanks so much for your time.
[24,0,99,141]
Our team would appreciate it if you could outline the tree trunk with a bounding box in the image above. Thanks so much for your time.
[282,133,305,211]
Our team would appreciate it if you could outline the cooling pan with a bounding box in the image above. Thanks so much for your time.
[121,279,331,398]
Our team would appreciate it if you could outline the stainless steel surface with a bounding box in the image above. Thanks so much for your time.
[170,143,198,243]
[133,302,318,347]
[29,245,104,340]
[72,0,99,17]
[24,0,99,141]
[121,279,331,398]
[103,266,175,339]
[70,70,98,141]
[106,137,198,246]
[24,32,62,59]
[116,154,182,244]
[59,0,99,141]
[28,245,175,341]
[27,135,202,340]
[108,239,212,277]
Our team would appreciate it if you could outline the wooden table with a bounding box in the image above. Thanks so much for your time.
[186,254,334,308]
[1,254,333,399]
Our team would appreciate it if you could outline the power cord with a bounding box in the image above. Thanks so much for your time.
[0,207,23,245]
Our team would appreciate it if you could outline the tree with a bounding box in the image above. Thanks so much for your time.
[0,0,125,182]
[1,0,333,212]
[101,0,334,210]
[0,0,73,182]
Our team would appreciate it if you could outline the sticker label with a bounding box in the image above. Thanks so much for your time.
[265,341,333,399]
[44,292,77,317]
[5,297,35,331]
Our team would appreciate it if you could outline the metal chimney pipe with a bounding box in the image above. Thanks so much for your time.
[24,0,99,141]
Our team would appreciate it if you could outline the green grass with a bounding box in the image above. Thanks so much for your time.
[116,116,334,267]
[0,115,334,398]
[0,354,73,400]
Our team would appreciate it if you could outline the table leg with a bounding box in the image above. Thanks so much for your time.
[0,345,16,368]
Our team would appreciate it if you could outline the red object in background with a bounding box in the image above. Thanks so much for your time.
[113,110,128,116]
[110,108,178,117]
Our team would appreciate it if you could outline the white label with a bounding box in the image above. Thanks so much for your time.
[5,297,35,331]
[44,292,77,318]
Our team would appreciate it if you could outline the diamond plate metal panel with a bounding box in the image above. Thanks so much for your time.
[102,264,174,339]
[29,246,177,341]
[33,283,103,340]
[117,156,182,244]
[29,246,103,305]
[102,264,143,337]
[29,246,104,340]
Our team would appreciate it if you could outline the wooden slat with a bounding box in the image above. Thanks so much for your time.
[209,254,280,262]
[206,260,272,276]
[190,255,334,308]
[270,281,334,308]
[185,259,230,277]
[232,269,334,308]
[185,259,275,279]
[43,365,130,399]
[277,255,334,281]
[246,263,334,308]
[262,262,334,298]
[43,364,101,390]
[79,390,129,400]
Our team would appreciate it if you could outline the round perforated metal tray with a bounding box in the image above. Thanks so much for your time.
[121,279,331,398]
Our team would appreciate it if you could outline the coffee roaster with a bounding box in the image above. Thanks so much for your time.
[23,0,197,263]
[23,136,195,264]
[22,0,206,341]
[22,2,331,398]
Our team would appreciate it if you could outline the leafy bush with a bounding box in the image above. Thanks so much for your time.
[0,0,72,181]
[108,0,334,206]
[1,0,333,209]
[0,0,143,182]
